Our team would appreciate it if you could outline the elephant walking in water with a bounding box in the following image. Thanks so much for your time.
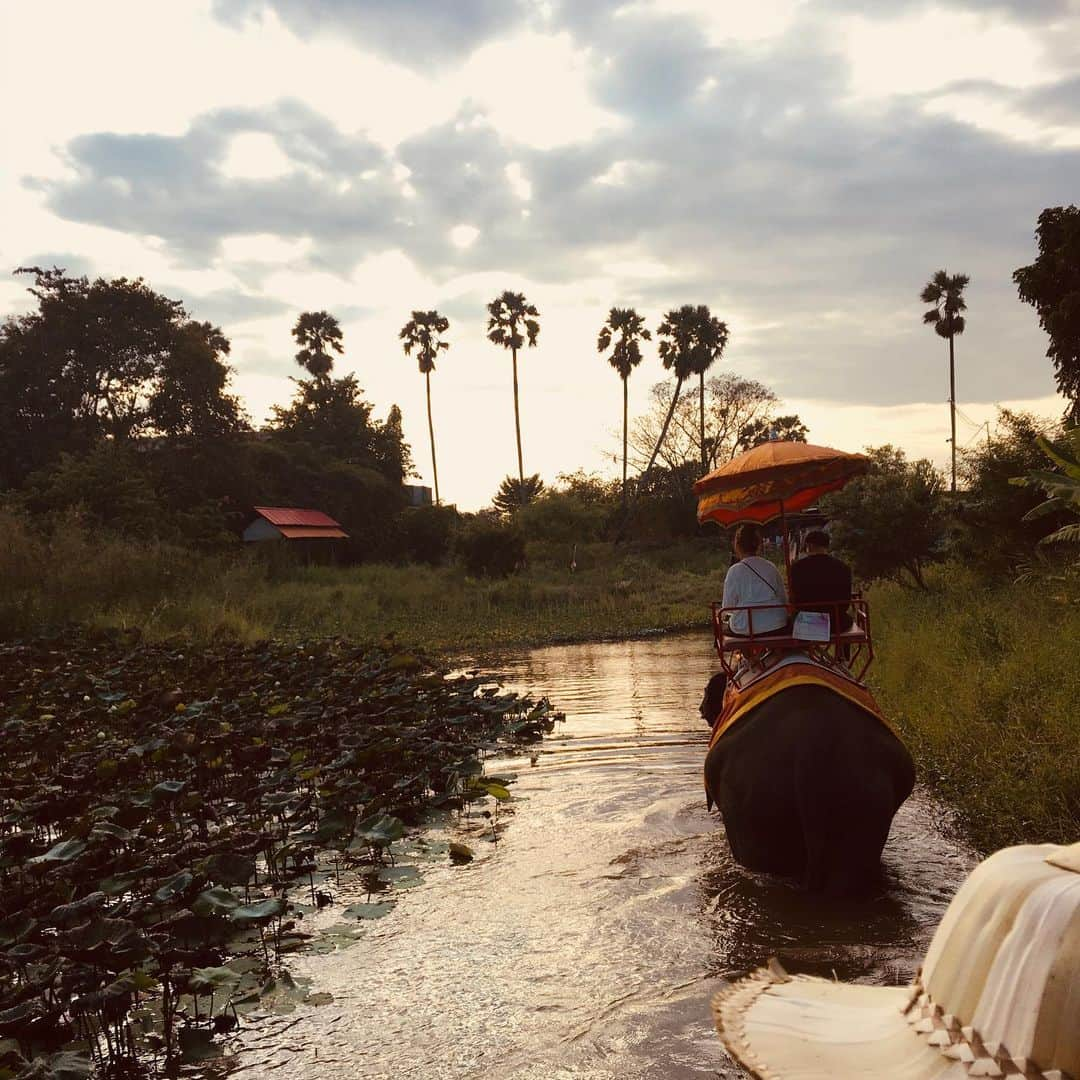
[701,674,915,894]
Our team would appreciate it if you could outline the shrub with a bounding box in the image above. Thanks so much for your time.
[400,504,461,565]
[519,491,611,545]
[455,516,526,577]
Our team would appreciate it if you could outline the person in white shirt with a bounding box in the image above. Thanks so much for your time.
[722,523,789,636]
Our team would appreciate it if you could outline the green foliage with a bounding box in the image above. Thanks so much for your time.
[400,504,460,565]
[519,490,612,545]
[737,414,808,450]
[920,269,969,340]
[870,566,1080,852]
[958,410,1070,570]
[0,631,560,1073]
[455,516,526,577]
[820,445,947,589]
[269,374,412,484]
[1011,425,1080,547]
[291,310,343,379]
[492,473,545,515]
[399,309,450,375]
[0,267,246,487]
[598,306,651,381]
[486,290,540,353]
[1013,205,1080,419]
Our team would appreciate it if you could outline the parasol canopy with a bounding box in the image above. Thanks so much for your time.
[694,441,869,526]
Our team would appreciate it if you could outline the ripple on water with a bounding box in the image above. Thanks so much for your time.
[207,633,979,1080]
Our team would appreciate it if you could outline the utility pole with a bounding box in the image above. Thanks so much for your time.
[948,331,957,493]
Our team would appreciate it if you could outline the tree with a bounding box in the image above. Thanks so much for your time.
[270,375,412,485]
[399,309,450,505]
[629,373,788,472]
[1011,425,1080,549]
[1013,206,1080,422]
[958,410,1069,570]
[920,269,970,493]
[639,304,728,485]
[820,446,947,589]
[597,307,651,506]
[737,414,809,451]
[292,311,343,379]
[486,290,540,500]
[492,474,544,515]
[0,267,246,487]
[689,306,729,470]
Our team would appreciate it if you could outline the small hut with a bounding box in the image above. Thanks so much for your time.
[242,506,348,544]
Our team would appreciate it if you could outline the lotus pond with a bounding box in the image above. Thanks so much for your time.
[0,631,561,1079]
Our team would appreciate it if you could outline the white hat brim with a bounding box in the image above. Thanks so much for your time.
[713,966,974,1080]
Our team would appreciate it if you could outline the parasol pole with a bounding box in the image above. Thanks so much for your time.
[780,500,792,585]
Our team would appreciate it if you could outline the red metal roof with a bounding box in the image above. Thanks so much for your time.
[277,525,349,540]
[253,506,343,528]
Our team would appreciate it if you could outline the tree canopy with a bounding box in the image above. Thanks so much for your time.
[1014,206,1080,420]
[292,310,344,379]
[629,373,801,472]
[0,267,246,486]
[820,446,946,590]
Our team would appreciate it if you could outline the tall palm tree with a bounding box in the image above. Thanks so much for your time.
[292,310,343,380]
[399,309,450,505]
[641,304,727,483]
[486,290,540,501]
[690,305,729,470]
[920,270,969,492]
[597,307,651,506]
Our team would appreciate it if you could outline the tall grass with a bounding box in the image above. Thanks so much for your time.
[0,511,721,650]
[869,567,1080,851]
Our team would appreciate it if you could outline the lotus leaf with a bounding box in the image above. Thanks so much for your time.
[27,839,86,865]
[230,898,286,925]
[190,887,240,918]
[153,871,194,904]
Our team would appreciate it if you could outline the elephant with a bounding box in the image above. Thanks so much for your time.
[700,672,915,894]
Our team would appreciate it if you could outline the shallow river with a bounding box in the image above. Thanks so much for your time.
[220,633,979,1079]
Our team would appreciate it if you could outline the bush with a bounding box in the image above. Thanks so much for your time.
[821,446,946,589]
[455,516,526,577]
[400,504,461,565]
[519,491,611,545]
[956,410,1070,573]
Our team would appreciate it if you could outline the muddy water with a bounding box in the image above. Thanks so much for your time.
[223,633,979,1079]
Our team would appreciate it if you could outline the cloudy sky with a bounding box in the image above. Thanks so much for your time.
[2,0,1078,508]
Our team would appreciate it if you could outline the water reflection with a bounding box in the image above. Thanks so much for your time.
[210,633,978,1080]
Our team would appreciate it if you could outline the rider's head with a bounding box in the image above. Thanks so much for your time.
[805,529,830,554]
[733,524,762,559]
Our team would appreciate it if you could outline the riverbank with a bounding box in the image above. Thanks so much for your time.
[3,515,1077,853]
[867,566,1079,854]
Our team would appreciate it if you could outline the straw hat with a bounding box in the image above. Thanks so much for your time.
[713,842,1080,1080]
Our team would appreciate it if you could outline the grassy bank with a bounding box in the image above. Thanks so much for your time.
[868,567,1080,853]
[0,512,722,651]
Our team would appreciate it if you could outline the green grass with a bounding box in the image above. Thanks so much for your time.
[868,567,1080,852]
[0,512,722,651]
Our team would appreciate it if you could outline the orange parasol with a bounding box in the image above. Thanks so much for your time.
[694,441,869,527]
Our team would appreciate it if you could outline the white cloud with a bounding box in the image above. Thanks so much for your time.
[456,31,622,149]
[505,162,533,201]
[839,9,1048,99]
[220,233,313,263]
[219,132,294,179]
[449,224,481,249]
[620,0,806,45]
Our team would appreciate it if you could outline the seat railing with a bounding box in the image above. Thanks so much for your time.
[710,595,873,682]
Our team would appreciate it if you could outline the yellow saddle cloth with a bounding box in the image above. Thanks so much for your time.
[706,660,894,754]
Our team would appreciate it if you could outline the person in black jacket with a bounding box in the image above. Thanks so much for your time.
[790,529,852,631]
